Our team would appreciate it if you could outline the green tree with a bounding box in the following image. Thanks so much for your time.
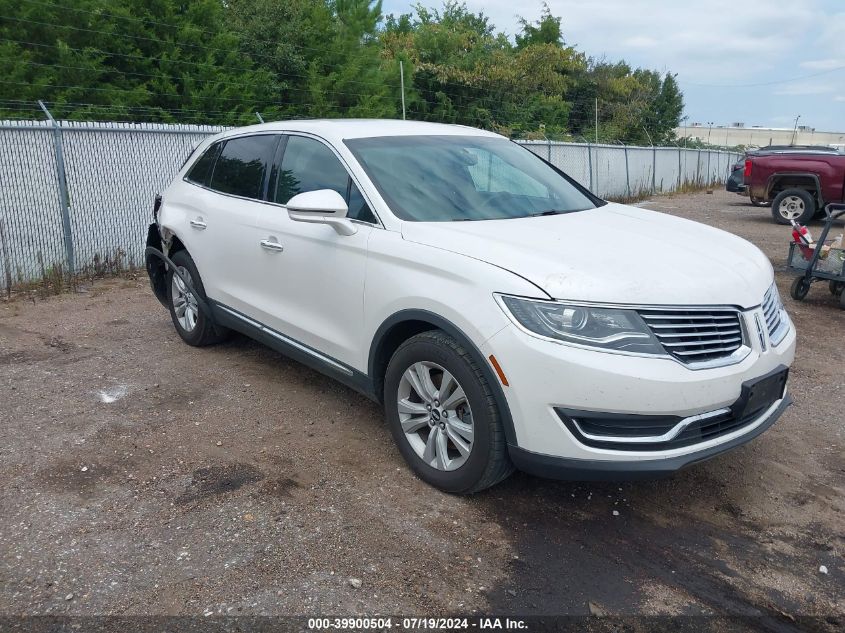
[0,0,684,139]
[516,3,562,49]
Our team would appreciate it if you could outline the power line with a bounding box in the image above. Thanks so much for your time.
[1,33,662,126]
[0,37,402,92]
[17,0,362,61]
[16,60,400,102]
[2,19,661,114]
[4,14,381,73]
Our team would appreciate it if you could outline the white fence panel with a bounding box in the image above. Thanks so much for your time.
[0,121,67,285]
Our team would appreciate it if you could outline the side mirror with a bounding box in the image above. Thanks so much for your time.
[286,189,357,236]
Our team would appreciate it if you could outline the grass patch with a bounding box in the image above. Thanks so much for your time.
[2,248,140,302]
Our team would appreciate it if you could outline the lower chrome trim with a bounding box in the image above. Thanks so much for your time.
[216,304,353,376]
[570,407,732,444]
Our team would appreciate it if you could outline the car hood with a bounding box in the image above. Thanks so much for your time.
[400,203,773,308]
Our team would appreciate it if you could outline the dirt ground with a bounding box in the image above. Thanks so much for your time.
[0,190,842,629]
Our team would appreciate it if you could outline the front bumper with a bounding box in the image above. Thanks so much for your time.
[480,311,796,475]
[509,394,791,480]
[726,180,747,194]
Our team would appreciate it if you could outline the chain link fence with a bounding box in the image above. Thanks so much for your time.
[0,119,741,289]
[0,119,224,289]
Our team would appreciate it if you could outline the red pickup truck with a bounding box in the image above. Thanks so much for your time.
[744,150,845,224]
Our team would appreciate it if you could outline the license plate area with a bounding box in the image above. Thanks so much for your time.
[732,367,788,420]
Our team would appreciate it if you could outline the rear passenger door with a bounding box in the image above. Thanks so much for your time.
[247,134,377,369]
[182,134,280,313]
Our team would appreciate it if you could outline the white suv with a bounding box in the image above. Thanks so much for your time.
[146,120,796,493]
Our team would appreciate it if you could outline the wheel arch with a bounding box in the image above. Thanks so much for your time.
[145,225,189,307]
[766,172,822,204]
[368,309,517,445]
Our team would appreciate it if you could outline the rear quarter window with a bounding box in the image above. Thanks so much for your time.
[208,135,280,199]
[185,142,222,186]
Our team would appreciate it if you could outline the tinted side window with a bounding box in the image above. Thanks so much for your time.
[273,136,377,223]
[273,136,349,203]
[209,135,279,199]
[185,142,221,186]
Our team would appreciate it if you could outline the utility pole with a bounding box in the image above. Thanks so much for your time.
[400,61,406,121]
[791,115,801,145]
[707,121,714,145]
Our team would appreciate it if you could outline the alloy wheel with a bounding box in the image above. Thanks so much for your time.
[397,361,474,471]
[171,266,199,332]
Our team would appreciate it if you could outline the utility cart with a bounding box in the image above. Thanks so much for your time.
[787,203,845,309]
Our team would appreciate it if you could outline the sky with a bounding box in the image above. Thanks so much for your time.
[382,0,845,132]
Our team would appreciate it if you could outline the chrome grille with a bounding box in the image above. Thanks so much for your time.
[762,284,788,345]
[638,309,744,364]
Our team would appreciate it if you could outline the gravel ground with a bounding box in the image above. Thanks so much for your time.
[0,190,843,628]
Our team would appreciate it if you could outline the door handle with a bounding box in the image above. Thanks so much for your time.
[260,239,284,252]
[190,218,207,230]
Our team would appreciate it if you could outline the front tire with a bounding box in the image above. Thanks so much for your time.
[383,330,513,494]
[772,189,815,225]
[166,250,229,346]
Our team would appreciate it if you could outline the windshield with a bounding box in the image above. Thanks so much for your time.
[344,135,599,222]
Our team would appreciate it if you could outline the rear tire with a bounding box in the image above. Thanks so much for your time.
[383,330,513,494]
[772,189,815,225]
[166,250,229,346]
[790,276,811,301]
[829,281,845,296]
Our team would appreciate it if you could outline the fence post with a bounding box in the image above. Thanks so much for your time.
[652,146,657,193]
[0,219,12,297]
[677,147,682,190]
[622,143,630,198]
[706,150,712,186]
[38,101,75,274]
[586,141,593,192]
[696,149,702,186]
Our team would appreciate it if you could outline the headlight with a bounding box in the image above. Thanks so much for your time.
[497,294,664,354]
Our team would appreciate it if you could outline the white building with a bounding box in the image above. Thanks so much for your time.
[675,123,845,149]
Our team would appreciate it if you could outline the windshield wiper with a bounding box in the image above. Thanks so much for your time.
[529,209,565,217]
